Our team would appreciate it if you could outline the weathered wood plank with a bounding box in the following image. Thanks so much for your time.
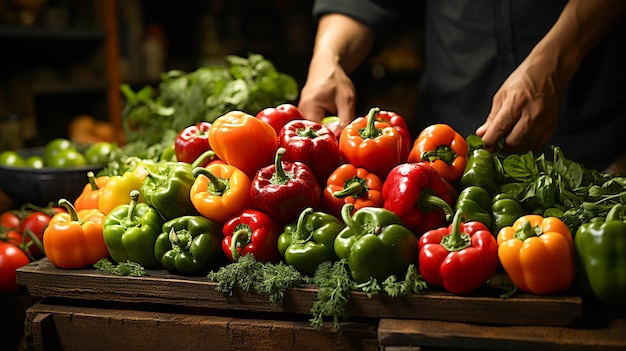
[25,301,378,351]
[17,259,583,326]
[378,317,626,351]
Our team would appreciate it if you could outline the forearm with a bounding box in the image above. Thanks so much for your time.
[311,13,374,74]
[528,0,626,83]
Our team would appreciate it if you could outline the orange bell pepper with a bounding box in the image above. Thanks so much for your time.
[208,111,278,179]
[339,107,403,180]
[190,163,253,224]
[496,214,575,295]
[43,199,109,269]
[408,124,468,182]
[74,171,110,211]
[322,163,383,219]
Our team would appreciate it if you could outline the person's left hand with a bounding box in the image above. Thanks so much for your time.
[476,60,563,154]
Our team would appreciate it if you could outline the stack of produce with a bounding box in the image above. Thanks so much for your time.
[2,54,626,330]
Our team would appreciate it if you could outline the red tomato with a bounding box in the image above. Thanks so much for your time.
[4,230,23,247]
[1,210,21,229]
[19,211,51,257]
[0,241,30,292]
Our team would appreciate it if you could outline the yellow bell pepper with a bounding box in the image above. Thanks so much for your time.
[497,214,575,295]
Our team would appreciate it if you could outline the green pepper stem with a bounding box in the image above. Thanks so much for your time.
[191,150,217,168]
[421,145,458,165]
[333,177,366,198]
[440,211,471,251]
[294,207,314,242]
[340,203,365,237]
[87,171,99,191]
[514,218,542,241]
[360,107,381,139]
[58,198,80,222]
[169,227,192,251]
[606,204,625,222]
[193,167,227,194]
[271,147,290,185]
[297,126,319,139]
[419,193,454,222]
[230,227,251,262]
[126,190,140,223]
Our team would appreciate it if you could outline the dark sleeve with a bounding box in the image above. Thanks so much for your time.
[312,0,404,46]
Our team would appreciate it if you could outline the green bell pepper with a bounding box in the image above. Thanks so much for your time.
[460,148,497,195]
[277,207,345,275]
[490,193,526,235]
[154,215,223,275]
[103,190,164,268]
[140,161,199,221]
[334,203,418,283]
[575,204,626,307]
[455,186,492,229]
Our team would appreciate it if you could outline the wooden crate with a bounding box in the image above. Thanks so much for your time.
[17,259,583,327]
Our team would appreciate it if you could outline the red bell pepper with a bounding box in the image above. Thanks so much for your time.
[418,211,499,295]
[250,147,322,224]
[175,122,212,164]
[256,103,304,135]
[339,107,403,180]
[382,162,455,236]
[322,163,383,219]
[375,110,412,162]
[278,119,340,185]
[222,209,282,263]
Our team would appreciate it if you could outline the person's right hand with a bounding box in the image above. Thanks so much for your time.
[298,57,357,137]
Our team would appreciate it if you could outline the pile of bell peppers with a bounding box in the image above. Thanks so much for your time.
[30,103,626,308]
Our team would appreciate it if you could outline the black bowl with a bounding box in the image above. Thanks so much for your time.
[0,147,104,207]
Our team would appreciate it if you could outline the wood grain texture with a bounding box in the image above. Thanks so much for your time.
[378,317,626,351]
[25,301,378,351]
[17,259,583,326]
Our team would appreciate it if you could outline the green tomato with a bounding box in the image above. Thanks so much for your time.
[0,151,25,166]
[25,156,44,168]
[44,138,74,166]
[48,148,87,168]
[85,142,115,165]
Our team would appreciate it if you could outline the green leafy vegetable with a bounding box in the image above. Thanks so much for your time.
[94,258,146,277]
[121,53,298,146]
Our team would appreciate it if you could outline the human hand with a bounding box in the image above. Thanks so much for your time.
[298,58,357,137]
[476,62,562,154]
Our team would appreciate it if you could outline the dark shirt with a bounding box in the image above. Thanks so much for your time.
[313,0,626,170]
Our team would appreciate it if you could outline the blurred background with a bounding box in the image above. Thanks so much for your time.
[0,0,425,151]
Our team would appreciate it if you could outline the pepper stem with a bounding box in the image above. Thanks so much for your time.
[230,227,251,262]
[340,203,364,237]
[87,171,99,191]
[192,150,218,168]
[169,227,192,251]
[333,176,367,198]
[294,207,314,242]
[270,147,291,185]
[418,191,454,222]
[360,107,381,139]
[514,218,542,241]
[126,190,140,223]
[58,198,80,222]
[296,126,319,139]
[193,167,227,194]
[440,211,471,251]
[421,145,458,165]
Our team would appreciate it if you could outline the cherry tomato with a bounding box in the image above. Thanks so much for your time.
[1,210,21,229]
[19,211,51,257]
[3,230,23,246]
[0,241,30,292]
